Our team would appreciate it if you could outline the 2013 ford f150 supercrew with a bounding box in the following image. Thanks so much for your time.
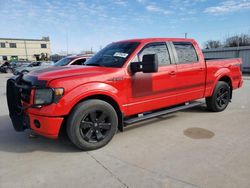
[6,38,243,150]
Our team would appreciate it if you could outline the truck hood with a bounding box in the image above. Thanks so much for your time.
[27,65,117,82]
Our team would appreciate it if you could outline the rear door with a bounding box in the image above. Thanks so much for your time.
[127,42,177,115]
[171,42,206,103]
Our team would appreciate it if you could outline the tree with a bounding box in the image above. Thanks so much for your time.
[225,34,250,47]
[204,40,222,49]
[204,33,250,49]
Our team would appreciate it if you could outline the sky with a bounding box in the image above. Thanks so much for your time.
[0,0,250,54]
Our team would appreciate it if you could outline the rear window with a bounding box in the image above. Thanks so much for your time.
[173,42,198,63]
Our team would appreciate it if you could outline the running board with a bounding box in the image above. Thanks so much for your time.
[124,101,204,126]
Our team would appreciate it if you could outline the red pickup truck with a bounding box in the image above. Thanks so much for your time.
[7,38,243,150]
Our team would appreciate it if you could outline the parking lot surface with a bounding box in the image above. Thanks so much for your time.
[0,73,250,188]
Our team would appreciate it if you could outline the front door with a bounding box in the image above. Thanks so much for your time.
[126,42,177,115]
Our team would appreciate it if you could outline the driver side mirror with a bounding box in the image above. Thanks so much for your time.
[130,54,158,74]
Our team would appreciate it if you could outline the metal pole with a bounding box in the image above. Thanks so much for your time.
[185,33,187,39]
[24,40,28,61]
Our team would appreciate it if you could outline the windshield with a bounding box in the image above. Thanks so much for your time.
[85,42,140,68]
[54,57,74,66]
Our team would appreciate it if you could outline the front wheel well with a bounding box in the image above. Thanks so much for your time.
[83,95,124,132]
[218,76,232,99]
[59,94,123,137]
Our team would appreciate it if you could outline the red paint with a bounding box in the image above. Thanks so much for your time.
[29,113,63,139]
[25,38,243,138]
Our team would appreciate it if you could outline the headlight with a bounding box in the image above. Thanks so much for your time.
[34,88,64,105]
[34,88,53,105]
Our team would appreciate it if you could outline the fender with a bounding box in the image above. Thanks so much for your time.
[64,82,125,115]
[27,82,125,117]
[208,67,232,96]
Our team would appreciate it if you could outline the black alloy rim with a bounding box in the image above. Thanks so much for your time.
[216,87,229,108]
[79,110,112,143]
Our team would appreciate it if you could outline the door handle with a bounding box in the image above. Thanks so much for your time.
[168,71,176,75]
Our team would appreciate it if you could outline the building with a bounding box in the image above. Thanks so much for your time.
[0,37,51,62]
[203,46,250,73]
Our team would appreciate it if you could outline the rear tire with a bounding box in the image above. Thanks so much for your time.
[67,99,118,150]
[206,81,231,112]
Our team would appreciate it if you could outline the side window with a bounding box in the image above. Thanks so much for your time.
[71,58,87,65]
[139,42,171,66]
[41,44,47,48]
[32,62,38,66]
[10,43,17,48]
[32,62,41,66]
[0,43,6,48]
[173,42,198,64]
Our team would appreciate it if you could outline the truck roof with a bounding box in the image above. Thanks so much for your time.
[115,38,196,44]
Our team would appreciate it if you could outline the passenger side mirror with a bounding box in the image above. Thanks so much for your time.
[130,54,158,74]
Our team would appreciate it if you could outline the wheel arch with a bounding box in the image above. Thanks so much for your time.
[211,74,233,99]
[84,94,124,132]
[59,93,124,137]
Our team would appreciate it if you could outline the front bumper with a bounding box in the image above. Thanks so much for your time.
[29,114,63,139]
[6,75,63,139]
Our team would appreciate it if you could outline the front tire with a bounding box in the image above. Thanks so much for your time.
[67,99,118,150]
[206,81,231,112]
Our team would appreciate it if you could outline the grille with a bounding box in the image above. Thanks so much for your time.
[19,79,32,103]
[7,78,29,131]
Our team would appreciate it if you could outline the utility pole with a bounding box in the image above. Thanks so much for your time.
[24,40,28,61]
[185,33,187,39]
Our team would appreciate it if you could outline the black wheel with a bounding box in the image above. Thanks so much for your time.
[206,81,231,112]
[67,99,118,150]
